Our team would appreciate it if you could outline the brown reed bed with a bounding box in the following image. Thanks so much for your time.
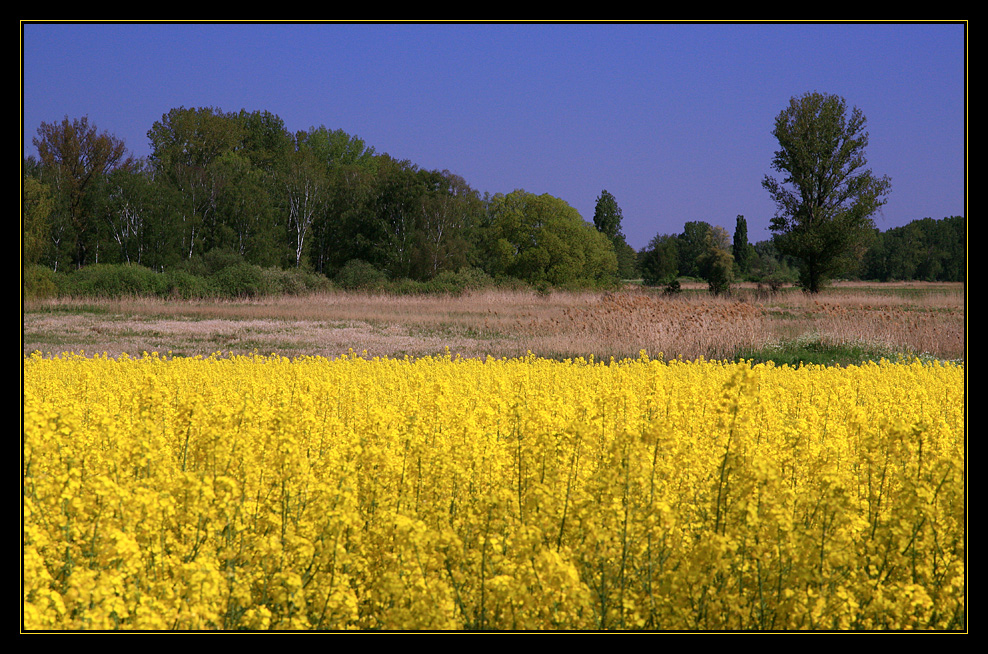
[22,283,965,363]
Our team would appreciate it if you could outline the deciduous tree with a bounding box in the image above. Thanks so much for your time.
[638,233,679,286]
[592,190,637,279]
[697,226,735,295]
[677,221,712,278]
[762,91,891,293]
[22,176,53,267]
[592,189,623,241]
[147,106,244,260]
[481,190,618,287]
[33,116,133,268]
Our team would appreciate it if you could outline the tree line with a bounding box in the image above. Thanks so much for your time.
[22,103,963,299]
[22,108,623,297]
[637,213,965,293]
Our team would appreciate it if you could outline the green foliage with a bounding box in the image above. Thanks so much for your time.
[677,221,712,279]
[100,161,186,272]
[23,264,59,300]
[30,261,333,301]
[297,125,377,169]
[860,216,965,282]
[210,262,270,298]
[748,239,801,285]
[162,270,213,300]
[33,115,134,269]
[207,151,284,267]
[23,177,53,267]
[424,266,495,294]
[612,236,639,280]
[59,263,169,298]
[180,248,247,278]
[24,104,958,301]
[147,106,244,173]
[592,190,638,279]
[663,279,682,295]
[260,267,334,295]
[409,170,483,280]
[592,189,624,241]
[375,267,497,296]
[734,335,896,368]
[732,215,753,277]
[638,233,679,286]
[481,190,618,288]
[237,109,293,172]
[335,259,388,291]
[697,240,735,295]
[763,91,892,293]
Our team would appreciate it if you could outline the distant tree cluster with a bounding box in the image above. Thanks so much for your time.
[23,99,964,300]
[636,214,964,292]
[23,107,623,297]
[636,220,738,295]
[858,216,965,282]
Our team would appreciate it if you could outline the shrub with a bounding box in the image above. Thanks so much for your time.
[163,270,213,300]
[449,266,495,290]
[335,259,388,291]
[23,265,59,300]
[422,267,496,295]
[261,267,333,295]
[387,278,427,295]
[210,262,270,298]
[60,263,168,298]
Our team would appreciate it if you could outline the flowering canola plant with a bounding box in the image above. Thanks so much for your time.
[23,350,965,630]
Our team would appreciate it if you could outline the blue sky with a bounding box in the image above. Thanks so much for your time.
[21,21,966,250]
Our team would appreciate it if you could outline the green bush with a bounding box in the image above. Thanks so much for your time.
[60,263,168,298]
[489,275,532,292]
[663,279,682,295]
[422,273,466,295]
[210,263,270,298]
[430,266,495,293]
[335,259,388,291]
[163,270,213,299]
[23,265,59,300]
[386,278,426,295]
[380,267,498,296]
[261,267,333,295]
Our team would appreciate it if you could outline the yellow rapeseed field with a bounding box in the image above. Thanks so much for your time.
[22,350,965,631]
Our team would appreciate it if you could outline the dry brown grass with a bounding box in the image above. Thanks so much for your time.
[22,282,965,362]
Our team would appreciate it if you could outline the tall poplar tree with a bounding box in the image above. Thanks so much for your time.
[732,215,752,276]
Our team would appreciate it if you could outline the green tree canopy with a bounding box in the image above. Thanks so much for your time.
[638,233,679,286]
[592,189,624,241]
[860,215,965,282]
[146,106,246,261]
[481,190,618,287]
[592,189,637,279]
[33,115,134,268]
[762,91,892,292]
[297,125,377,170]
[697,226,735,295]
[677,221,712,278]
[22,176,53,267]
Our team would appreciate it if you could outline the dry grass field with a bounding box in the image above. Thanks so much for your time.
[22,281,964,365]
